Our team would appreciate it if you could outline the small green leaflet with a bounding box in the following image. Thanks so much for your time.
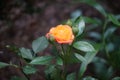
[66,72,76,80]
[19,48,33,60]
[30,56,53,65]
[108,14,120,26]
[0,62,9,68]
[32,36,49,53]
[82,76,98,80]
[23,65,37,74]
[73,41,95,52]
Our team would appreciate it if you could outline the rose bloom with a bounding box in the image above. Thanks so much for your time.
[46,24,74,44]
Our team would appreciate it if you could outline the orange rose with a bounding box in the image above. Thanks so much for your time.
[46,24,74,44]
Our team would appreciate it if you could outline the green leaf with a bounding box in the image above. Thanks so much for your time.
[56,57,63,66]
[73,41,95,52]
[108,14,120,26]
[88,32,101,40]
[104,27,116,39]
[66,72,76,80]
[112,77,120,80]
[74,53,86,63]
[23,65,37,74]
[0,62,9,68]
[45,65,62,80]
[74,47,97,79]
[30,56,53,65]
[83,17,101,25]
[92,57,113,80]
[85,51,97,63]
[83,17,102,30]
[79,63,87,78]
[19,48,33,60]
[32,36,49,53]
[79,0,106,16]
[106,43,114,52]
[76,17,85,36]
[106,67,114,79]
[82,76,97,80]
[77,52,97,79]
[92,43,102,51]
[66,54,80,64]
[11,76,27,80]
[94,4,106,16]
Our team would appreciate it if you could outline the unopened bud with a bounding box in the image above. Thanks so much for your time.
[72,27,79,35]
[47,34,55,43]
[66,20,72,26]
